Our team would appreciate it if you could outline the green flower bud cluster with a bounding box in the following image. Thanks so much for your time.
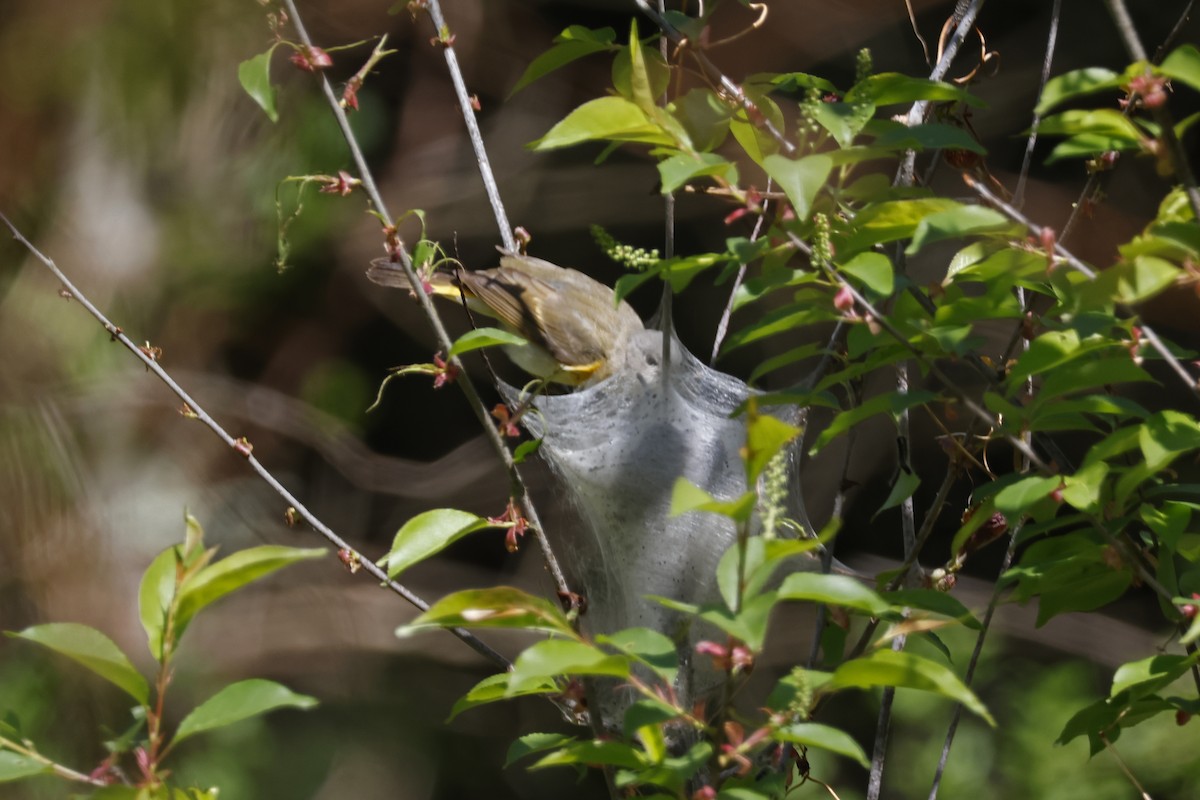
[812,212,833,266]
[855,47,874,85]
[590,224,660,271]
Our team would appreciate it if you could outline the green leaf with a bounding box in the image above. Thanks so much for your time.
[7,623,148,705]
[811,102,873,148]
[175,545,324,639]
[531,739,645,770]
[729,92,785,165]
[775,722,869,768]
[811,390,938,451]
[871,122,986,154]
[670,88,733,152]
[1035,67,1122,115]
[597,628,678,684]
[1112,652,1200,699]
[1045,132,1140,163]
[139,546,179,662]
[506,732,576,767]
[761,153,833,221]
[657,152,737,194]
[884,589,981,629]
[173,679,316,746]
[839,251,894,297]
[449,673,557,720]
[1140,410,1200,471]
[448,327,529,357]
[777,572,890,616]
[509,27,616,96]
[745,412,802,482]
[723,301,835,351]
[378,509,494,578]
[509,640,631,693]
[238,48,279,123]
[875,470,920,516]
[848,73,984,108]
[993,475,1062,515]
[1037,109,1144,143]
[530,96,675,150]
[1059,461,1109,513]
[1159,44,1200,94]
[397,586,577,637]
[906,205,1013,254]
[0,751,52,782]
[838,198,961,254]
[669,477,755,523]
[829,649,995,725]
[1007,329,1083,386]
[1074,256,1180,308]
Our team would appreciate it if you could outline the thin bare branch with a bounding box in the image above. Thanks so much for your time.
[280,0,572,600]
[633,0,796,155]
[0,211,510,671]
[423,0,516,251]
[1013,0,1063,208]
[965,173,1200,402]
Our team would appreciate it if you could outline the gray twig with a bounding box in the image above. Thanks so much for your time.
[280,0,571,600]
[0,211,509,671]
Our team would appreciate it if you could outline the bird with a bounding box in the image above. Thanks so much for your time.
[366,251,644,387]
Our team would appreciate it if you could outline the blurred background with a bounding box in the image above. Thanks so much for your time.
[2,0,1200,797]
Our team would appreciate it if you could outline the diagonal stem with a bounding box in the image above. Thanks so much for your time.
[280,0,571,599]
[0,211,510,670]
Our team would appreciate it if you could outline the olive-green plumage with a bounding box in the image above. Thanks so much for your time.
[367,252,643,386]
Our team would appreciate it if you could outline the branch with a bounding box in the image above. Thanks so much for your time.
[279,0,572,600]
[964,172,1200,403]
[0,211,509,672]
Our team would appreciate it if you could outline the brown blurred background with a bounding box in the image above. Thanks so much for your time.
[3,1,1200,798]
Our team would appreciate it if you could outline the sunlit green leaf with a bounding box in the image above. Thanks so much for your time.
[811,390,938,451]
[140,546,178,662]
[1037,109,1144,142]
[745,412,802,482]
[1160,44,1200,94]
[378,509,495,578]
[173,679,316,746]
[238,48,279,123]
[657,152,737,194]
[531,739,645,770]
[1035,67,1122,115]
[530,96,675,150]
[847,73,984,108]
[597,628,678,684]
[906,205,1013,254]
[509,640,631,693]
[175,545,324,639]
[777,572,890,616]
[775,722,869,768]
[448,328,528,357]
[762,153,833,221]
[829,649,995,725]
[506,732,576,767]
[510,26,616,96]
[1111,652,1200,699]
[7,623,148,705]
[0,751,51,783]
[450,673,557,720]
[839,251,894,297]
[398,586,577,637]
[669,477,756,523]
[838,198,961,254]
